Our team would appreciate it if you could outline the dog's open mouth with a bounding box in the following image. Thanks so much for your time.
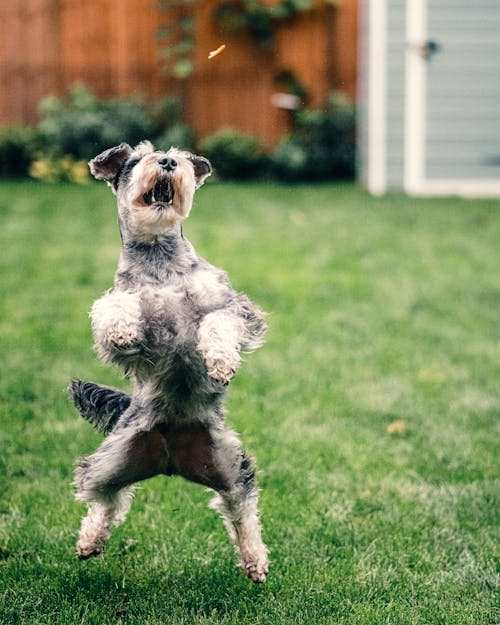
[143,179,174,207]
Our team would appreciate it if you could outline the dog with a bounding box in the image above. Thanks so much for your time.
[69,141,269,583]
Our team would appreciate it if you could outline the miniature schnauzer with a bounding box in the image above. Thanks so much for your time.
[69,141,269,583]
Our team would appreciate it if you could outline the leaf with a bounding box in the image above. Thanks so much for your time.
[386,420,406,434]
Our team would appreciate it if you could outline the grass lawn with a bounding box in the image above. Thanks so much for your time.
[0,180,498,625]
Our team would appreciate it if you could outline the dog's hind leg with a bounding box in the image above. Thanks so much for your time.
[76,490,133,559]
[209,453,269,583]
[167,423,269,583]
[74,425,168,559]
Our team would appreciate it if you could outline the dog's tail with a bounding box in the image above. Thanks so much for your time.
[68,379,131,435]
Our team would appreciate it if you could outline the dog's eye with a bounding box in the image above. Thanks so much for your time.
[122,158,140,177]
[113,157,141,190]
[110,157,140,192]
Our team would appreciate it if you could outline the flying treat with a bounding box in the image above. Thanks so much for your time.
[208,44,226,59]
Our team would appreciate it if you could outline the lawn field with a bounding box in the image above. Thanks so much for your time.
[0,180,498,625]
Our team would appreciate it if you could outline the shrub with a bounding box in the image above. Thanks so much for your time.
[36,85,196,163]
[199,129,267,179]
[0,86,201,181]
[29,155,90,184]
[0,125,41,177]
[152,96,196,152]
[270,92,356,181]
[155,123,196,153]
[0,86,356,183]
[37,85,162,160]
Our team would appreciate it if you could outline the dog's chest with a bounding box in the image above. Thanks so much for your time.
[185,266,230,311]
[138,265,231,322]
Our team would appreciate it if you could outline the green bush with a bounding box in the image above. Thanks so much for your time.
[29,155,90,184]
[199,129,268,179]
[152,96,196,151]
[0,86,356,182]
[155,123,196,153]
[270,92,356,181]
[0,86,201,180]
[0,125,40,177]
[36,84,197,163]
[37,85,162,160]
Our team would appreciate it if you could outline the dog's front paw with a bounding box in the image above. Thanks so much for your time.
[205,350,241,385]
[105,322,139,349]
[91,291,142,354]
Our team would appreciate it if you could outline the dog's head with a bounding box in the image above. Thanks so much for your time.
[89,141,212,241]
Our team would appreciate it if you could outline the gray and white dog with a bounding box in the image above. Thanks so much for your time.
[69,141,269,583]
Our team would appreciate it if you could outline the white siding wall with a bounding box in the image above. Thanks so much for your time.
[386,1,406,189]
[358,0,500,196]
[425,1,500,180]
[357,0,370,188]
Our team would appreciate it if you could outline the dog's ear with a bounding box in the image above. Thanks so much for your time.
[89,143,133,182]
[188,154,212,188]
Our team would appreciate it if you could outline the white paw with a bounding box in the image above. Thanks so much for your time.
[76,536,105,560]
[241,556,269,583]
[91,291,142,352]
[105,322,139,349]
[205,350,241,384]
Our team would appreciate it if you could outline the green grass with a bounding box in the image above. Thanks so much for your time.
[0,180,498,625]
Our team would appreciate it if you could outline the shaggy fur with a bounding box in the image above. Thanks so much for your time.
[70,141,269,583]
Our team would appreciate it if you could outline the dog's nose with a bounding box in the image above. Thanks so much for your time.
[158,156,177,172]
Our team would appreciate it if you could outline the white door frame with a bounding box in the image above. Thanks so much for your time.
[404,0,500,197]
[366,0,388,196]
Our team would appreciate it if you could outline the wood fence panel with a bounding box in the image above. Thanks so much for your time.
[0,0,358,145]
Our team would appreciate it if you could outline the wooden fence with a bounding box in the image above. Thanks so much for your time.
[0,0,358,146]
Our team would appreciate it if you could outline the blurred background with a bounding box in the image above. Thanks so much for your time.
[0,0,499,195]
[0,0,357,183]
[0,0,356,143]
